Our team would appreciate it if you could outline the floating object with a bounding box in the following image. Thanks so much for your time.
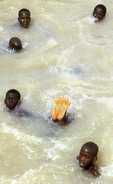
[51,97,70,122]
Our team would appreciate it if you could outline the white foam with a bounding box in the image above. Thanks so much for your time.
[87,16,96,24]
[0,123,42,145]
[0,26,4,32]
[101,164,113,176]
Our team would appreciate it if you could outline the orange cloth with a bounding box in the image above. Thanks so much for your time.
[51,97,71,121]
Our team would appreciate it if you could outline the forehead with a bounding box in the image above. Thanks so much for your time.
[80,144,98,156]
[96,6,105,12]
[80,149,91,155]
[11,38,20,43]
[97,7,104,12]
[6,92,17,98]
[19,10,30,17]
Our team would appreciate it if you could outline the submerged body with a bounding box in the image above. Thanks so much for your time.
[4,89,37,118]
[9,37,22,52]
[93,4,107,22]
[77,142,100,177]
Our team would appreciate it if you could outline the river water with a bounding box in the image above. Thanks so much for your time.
[0,0,113,183]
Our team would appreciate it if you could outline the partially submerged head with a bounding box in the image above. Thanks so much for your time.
[78,142,98,169]
[4,89,21,110]
[18,8,31,28]
[9,37,22,52]
[93,4,106,22]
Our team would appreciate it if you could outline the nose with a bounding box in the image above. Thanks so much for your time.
[80,155,86,162]
[79,156,86,167]
[23,19,28,24]
[23,19,30,27]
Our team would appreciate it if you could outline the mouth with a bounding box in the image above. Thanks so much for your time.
[79,161,89,168]
[22,23,29,28]
[79,162,85,168]
[8,104,16,109]
[95,13,104,19]
[6,101,17,109]
[19,19,30,28]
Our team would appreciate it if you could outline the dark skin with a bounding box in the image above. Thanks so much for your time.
[93,4,106,22]
[18,9,31,28]
[77,142,100,177]
[4,89,21,110]
[9,37,22,52]
[52,112,69,126]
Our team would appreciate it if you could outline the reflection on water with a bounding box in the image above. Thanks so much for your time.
[0,0,113,183]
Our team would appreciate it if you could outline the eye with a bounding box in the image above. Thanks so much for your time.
[85,155,91,159]
[81,153,91,159]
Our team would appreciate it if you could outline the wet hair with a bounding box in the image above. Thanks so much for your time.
[5,89,21,100]
[80,142,98,157]
[18,8,31,18]
[9,37,22,51]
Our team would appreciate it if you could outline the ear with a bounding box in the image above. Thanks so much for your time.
[76,155,79,160]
